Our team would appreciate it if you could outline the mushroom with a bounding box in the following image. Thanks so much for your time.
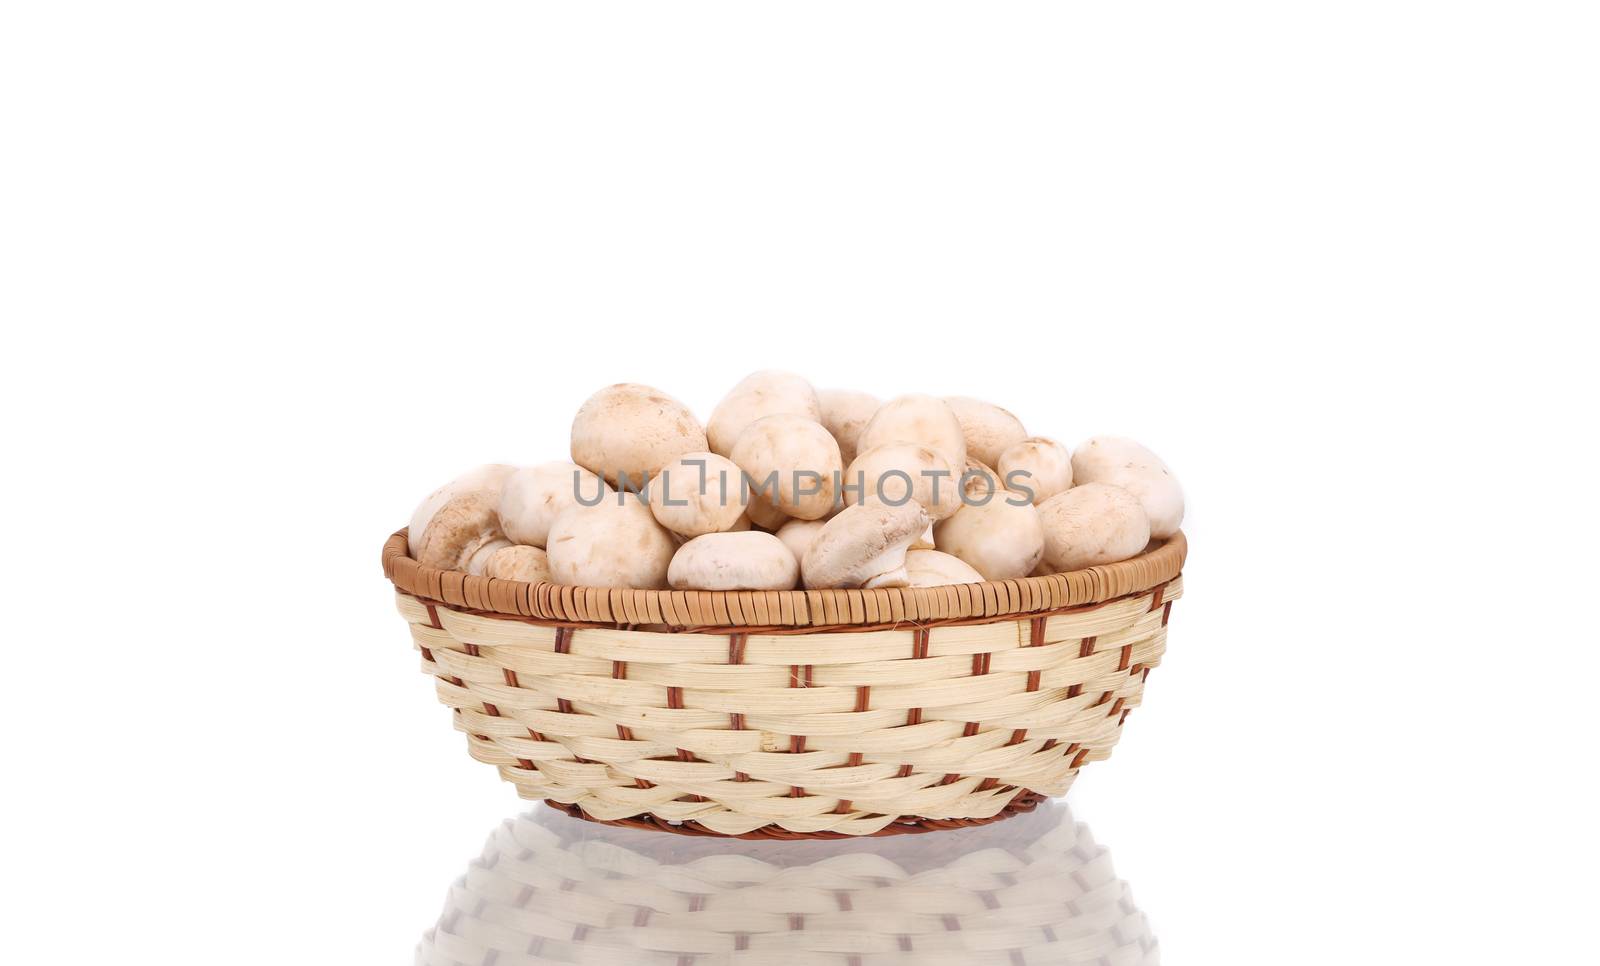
[1070,436,1185,539]
[943,396,1028,468]
[407,464,516,559]
[706,370,823,457]
[729,414,842,521]
[802,502,929,589]
[464,537,513,575]
[570,383,707,490]
[483,545,552,583]
[545,495,677,589]
[904,550,986,587]
[743,492,790,531]
[957,457,1003,504]
[499,462,612,548]
[843,443,962,522]
[933,499,1046,581]
[856,394,967,468]
[817,389,881,466]
[668,531,799,591]
[648,452,747,538]
[997,437,1074,505]
[1036,483,1151,572]
[775,517,829,568]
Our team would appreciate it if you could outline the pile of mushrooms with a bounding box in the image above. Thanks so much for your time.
[407,372,1184,592]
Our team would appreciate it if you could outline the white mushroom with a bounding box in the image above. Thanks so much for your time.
[706,370,823,457]
[933,499,1046,581]
[483,545,552,583]
[407,464,516,560]
[904,549,986,587]
[499,462,612,548]
[648,452,747,538]
[1036,483,1151,572]
[668,531,799,591]
[856,394,967,468]
[570,383,707,489]
[464,537,513,575]
[743,492,790,531]
[1070,436,1185,539]
[843,443,962,522]
[957,457,1003,503]
[817,389,881,466]
[729,414,842,521]
[943,396,1028,468]
[997,437,1074,505]
[546,495,677,589]
[802,502,929,590]
[775,518,829,569]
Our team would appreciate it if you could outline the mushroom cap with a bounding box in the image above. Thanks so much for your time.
[484,545,552,583]
[933,498,1045,581]
[648,452,747,538]
[904,549,986,587]
[957,457,1003,503]
[464,537,514,575]
[570,383,707,489]
[668,531,799,591]
[729,414,842,521]
[412,487,505,571]
[943,396,1028,468]
[546,495,677,589]
[706,370,823,457]
[407,464,517,558]
[775,517,829,567]
[802,502,929,590]
[817,389,881,466]
[743,491,790,531]
[1036,483,1151,572]
[499,462,613,548]
[843,443,962,522]
[1070,436,1185,539]
[997,437,1074,505]
[857,394,967,468]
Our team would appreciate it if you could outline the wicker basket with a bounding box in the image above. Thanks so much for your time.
[384,529,1185,838]
[419,800,1158,965]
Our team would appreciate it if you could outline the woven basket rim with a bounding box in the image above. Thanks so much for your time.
[383,527,1185,630]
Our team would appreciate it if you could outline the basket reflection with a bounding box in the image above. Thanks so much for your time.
[419,800,1156,965]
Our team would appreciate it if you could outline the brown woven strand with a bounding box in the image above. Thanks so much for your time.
[544,789,1048,840]
[384,528,1185,628]
[387,529,1184,837]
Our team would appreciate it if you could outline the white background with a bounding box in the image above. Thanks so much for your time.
[3,2,1597,963]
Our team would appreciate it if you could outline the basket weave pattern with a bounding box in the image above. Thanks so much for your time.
[419,802,1157,965]
[388,532,1184,837]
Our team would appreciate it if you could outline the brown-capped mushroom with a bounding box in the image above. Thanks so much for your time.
[546,495,676,589]
[570,383,707,489]
[1037,483,1151,571]
[943,396,1028,468]
[706,370,823,457]
[499,462,612,548]
[904,549,986,587]
[483,545,551,583]
[648,452,747,538]
[933,498,1045,581]
[997,437,1074,505]
[817,389,881,466]
[856,394,967,468]
[668,531,799,591]
[801,502,929,589]
[1070,436,1185,539]
[729,414,842,521]
[407,464,516,560]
